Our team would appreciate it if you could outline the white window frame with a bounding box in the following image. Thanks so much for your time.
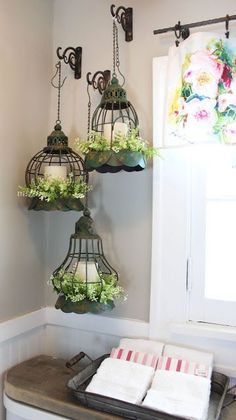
[188,145,236,326]
[150,56,236,342]
[150,57,191,340]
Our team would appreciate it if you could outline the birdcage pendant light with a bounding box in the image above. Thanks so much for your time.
[50,209,124,314]
[84,17,146,173]
[22,61,89,211]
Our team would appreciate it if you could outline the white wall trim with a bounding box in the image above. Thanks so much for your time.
[0,308,46,344]
[45,307,150,337]
[170,322,236,342]
[0,307,149,345]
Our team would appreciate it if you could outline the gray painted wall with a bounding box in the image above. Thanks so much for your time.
[0,0,53,321]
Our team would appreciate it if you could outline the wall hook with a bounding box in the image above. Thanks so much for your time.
[51,61,66,89]
[56,46,82,79]
[110,4,133,42]
[87,70,111,95]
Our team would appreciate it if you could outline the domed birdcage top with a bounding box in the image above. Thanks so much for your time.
[100,76,128,109]
[47,123,68,147]
[91,76,139,134]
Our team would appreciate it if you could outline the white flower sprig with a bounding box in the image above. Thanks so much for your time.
[18,173,91,202]
[75,128,160,159]
[50,270,127,305]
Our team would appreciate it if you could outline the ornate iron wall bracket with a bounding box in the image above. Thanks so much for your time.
[110,5,133,42]
[87,70,111,95]
[57,46,82,79]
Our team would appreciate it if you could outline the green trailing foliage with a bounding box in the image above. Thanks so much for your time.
[50,270,126,305]
[75,128,160,159]
[18,174,91,202]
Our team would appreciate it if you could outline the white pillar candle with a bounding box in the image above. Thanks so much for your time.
[114,122,128,137]
[44,165,67,180]
[103,123,113,141]
[103,122,128,140]
[76,261,99,283]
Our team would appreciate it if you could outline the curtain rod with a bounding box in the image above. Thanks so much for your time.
[153,14,236,35]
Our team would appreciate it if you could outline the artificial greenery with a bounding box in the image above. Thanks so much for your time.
[75,128,159,159]
[18,174,91,202]
[50,270,126,305]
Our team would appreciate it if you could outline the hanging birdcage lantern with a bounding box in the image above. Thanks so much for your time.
[19,61,89,211]
[50,209,125,314]
[82,15,146,173]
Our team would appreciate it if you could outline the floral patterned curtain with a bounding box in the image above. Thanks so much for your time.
[165,32,236,145]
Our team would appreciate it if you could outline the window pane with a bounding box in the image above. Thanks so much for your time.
[205,201,236,301]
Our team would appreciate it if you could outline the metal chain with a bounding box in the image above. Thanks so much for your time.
[115,21,120,72]
[87,83,91,135]
[56,61,61,124]
[51,61,66,125]
[112,17,125,85]
[112,19,117,76]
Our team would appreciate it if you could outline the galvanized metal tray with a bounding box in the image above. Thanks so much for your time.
[67,353,229,420]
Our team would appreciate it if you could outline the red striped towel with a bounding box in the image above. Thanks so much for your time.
[110,347,158,369]
[156,356,211,378]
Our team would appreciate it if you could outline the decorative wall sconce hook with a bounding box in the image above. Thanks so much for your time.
[56,46,82,79]
[174,21,190,47]
[86,70,111,95]
[110,4,133,42]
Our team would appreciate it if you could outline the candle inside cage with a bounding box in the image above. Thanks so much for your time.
[76,261,100,283]
[44,165,67,179]
[103,122,128,140]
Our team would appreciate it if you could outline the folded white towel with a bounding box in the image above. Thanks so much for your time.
[143,370,211,420]
[95,357,155,390]
[119,338,164,356]
[143,389,208,420]
[163,344,213,367]
[86,375,145,404]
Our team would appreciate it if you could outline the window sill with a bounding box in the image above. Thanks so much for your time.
[170,321,236,342]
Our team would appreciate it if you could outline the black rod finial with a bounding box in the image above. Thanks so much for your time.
[174,21,190,46]
[225,14,230,39]
[57,46,82,79]
[110,4,133,42]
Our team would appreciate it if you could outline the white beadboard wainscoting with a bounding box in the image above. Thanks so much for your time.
[44,308,149,361]
[0,324,45,419]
